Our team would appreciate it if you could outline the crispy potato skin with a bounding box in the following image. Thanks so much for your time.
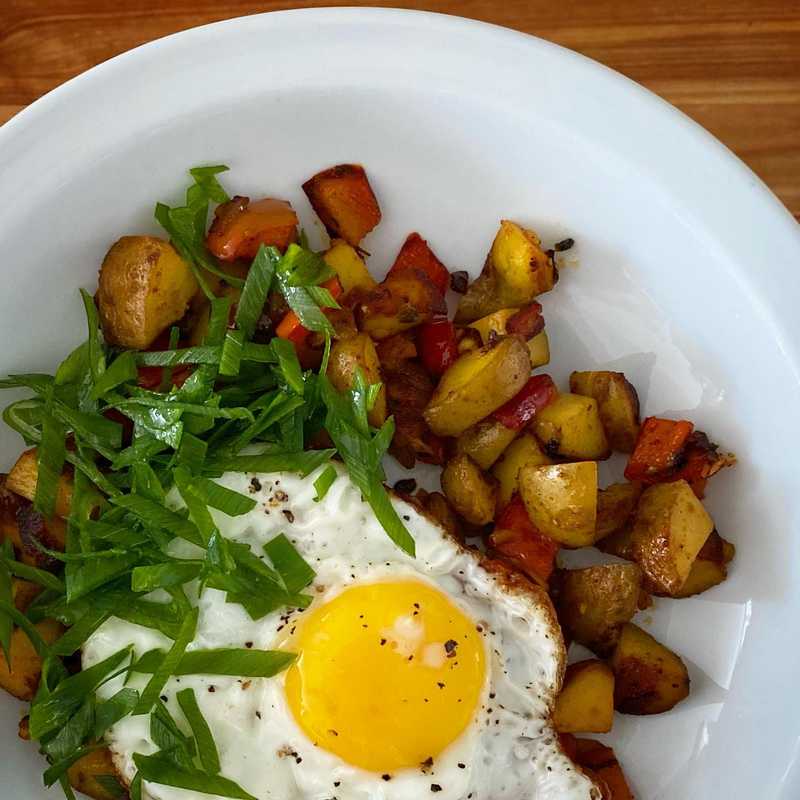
[610,623,690,715]
[629,480,714,595]
[455,418,519,470]
[323,239,377,293]
[569,371,641,453]
[556,564,642,655]
[328,333,387,428]
[441,455,497,526]
[595,482,642,543]
[519,462,598,547]
[302,164,381,247]
[553,660,615,734]
[455,221,556,323]
[355,269,446,340]
[97,236,198,350]
[533,393,611,461]
[0,618,63,700]
[424,336,531,437]
[491,433,554,509]
[7,448,73,518]
[68,747,125,800]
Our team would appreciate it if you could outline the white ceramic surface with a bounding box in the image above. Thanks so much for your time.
[0,8,798,800]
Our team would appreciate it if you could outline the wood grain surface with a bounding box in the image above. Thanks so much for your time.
[2,1,798,217]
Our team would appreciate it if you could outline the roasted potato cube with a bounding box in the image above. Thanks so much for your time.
[467,308,518,344]
[375,332,417,371]
[519,462,598,547]
[68,747,125,800]
[672,529,734,598]
[12,579,42,613]
[596,525,636,561]
[533,393,610,461]
[595,482,642,542]
[419,491,461,539]
[328,333,387,428]
[556,564,642,655]
[527,331,550,368]
[569,371,640,453]
[302,164,381,247]
[455,418,519,470]
[0,618,63,700]
[629,480,714,595]
[570,739,635,800]
[323,239,377,293]
[356,269,446,340]
[97,236,198,350]
[7,448,73,519]
[610,623,690,715]
[441,455,497,526]
[206,196,298,261]
[424,336,531,437]
[553,660,615,734]
[492,433,554,509]
[455,221,556,323]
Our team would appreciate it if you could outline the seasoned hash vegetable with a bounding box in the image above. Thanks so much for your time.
[0,162,736,800]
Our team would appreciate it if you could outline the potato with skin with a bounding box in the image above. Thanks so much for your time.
[0,618,63,700]
[68,747,125,800]
[556,564,642,655]
[553,660,615,734]
[468,306,550,369]
[595,482,642,543]
[568,738,635,800]
[519,462,598,547]
[629,480,714,596]
[455,221,557,323]
[610,623,690,715]
[672,529,735,598]
[424,336,531,437]
[97,236,198,350]
[455,418,519,470]
[569,371,641,453]
[302,164,381,247]
[323,239,377,293]
[441,455,497,526]
[7,448,73,518]
[527,331,550,368]
[328,333,387,428]
[492,433,554,509]
[533,393,610,461]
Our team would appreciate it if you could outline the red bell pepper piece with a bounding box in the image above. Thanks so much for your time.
[489,494,559,585]
[136,329,192,391]
[493,374,557,429]
[387,233,450,296]
[418,319,459,376]
[506,302,545,339]
[624,417,694,483]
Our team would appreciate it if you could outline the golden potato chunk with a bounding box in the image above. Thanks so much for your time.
[629,480,714,595]
[467,308,518,344]
[569,371,640,453]
[68,747,125,800]
[97,235,198,349]
[455,221,556,323]
[492,433,554,509]
[533,393,610,461]
[672,529,734,598]
[595,482,642,543]
[441,455,497,526]
[0,619,63,700]
[609,623,690,715]
[556,564,642,655]
[328,333,387,428]
[553,660,615,734]
[424,336,531,437]
[455,418,519,470]
[323,239,377,293]
[519,462,598,547]
[527,331,550,368]
[7,448,73,519]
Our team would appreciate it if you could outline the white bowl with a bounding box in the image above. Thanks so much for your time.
[0,8,799,799]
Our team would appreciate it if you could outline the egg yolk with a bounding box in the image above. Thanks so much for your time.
[284,580,486,773]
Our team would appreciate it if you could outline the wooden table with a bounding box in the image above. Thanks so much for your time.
[2,1,798,218]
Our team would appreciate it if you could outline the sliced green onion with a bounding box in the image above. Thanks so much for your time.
[176,687,220,774]
[313,464,337,502]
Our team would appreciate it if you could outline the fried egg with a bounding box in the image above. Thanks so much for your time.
[83,465,601,800]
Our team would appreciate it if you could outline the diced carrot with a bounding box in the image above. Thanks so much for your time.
[624,417,694,482]
[387,233,450,296]
[489,494,559,584]
[206,196,298,261]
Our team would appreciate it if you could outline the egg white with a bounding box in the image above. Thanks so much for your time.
[82,464,600,800]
